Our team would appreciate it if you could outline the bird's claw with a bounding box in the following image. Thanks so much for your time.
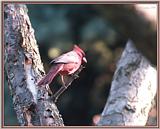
[48,95,58,103]
[46,85,53,96]
[62,84,68,89]
[73,74,79,79]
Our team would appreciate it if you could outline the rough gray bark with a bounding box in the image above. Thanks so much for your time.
[4,4,64,126]
[98,40,157,126]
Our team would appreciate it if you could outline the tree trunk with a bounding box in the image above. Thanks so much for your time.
[4,4,64,126]
[97,40,157,126]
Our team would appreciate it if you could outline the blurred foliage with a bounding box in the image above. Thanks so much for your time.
[4,4,157,126]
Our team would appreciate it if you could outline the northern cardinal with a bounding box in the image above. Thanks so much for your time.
[38,45,87,86]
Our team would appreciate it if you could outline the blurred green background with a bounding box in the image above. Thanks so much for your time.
[4,4,157,126]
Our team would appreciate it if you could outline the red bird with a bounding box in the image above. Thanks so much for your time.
[38,45,87,86]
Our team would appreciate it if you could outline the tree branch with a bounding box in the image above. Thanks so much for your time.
[4,4,64,126]
[97,40,157,126]
[51,65,85,102]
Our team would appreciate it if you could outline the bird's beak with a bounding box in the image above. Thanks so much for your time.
[83,57,87,63]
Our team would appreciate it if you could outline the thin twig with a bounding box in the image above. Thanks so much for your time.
[51,65,85,102]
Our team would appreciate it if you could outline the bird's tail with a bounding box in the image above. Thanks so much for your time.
[38,64,63,86]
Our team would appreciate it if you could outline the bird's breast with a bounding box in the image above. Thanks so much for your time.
[59,62,81,75]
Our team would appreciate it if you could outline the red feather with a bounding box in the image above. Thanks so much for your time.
[38,45,87,86]
[38,64,63,86]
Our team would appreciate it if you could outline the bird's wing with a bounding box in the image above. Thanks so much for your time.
[50,51,79,64]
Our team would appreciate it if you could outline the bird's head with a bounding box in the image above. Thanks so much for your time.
[73,45,87,63]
